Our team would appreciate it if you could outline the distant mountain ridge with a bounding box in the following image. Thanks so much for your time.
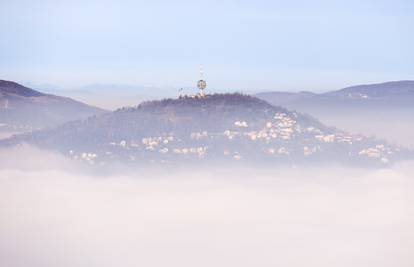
[0,80,45,97]
[35,83,177,110]
[327,80,414,98]
[257,80,414,105]
[0,79,107,133]
[256,80,414,148]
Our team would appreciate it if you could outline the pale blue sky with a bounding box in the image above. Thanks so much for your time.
[1,0,413,92]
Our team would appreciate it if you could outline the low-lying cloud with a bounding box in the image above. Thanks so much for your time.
[0,146,413,267]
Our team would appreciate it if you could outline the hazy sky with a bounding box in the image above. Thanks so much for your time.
[1,0,413,91]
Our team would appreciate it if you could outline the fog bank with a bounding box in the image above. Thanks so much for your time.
[0,146,413,267]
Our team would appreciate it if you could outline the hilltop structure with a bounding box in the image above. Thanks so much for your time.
[177,67,207,98]
[197,66,206,97]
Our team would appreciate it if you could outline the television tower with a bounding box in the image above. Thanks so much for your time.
[197,65,206,97]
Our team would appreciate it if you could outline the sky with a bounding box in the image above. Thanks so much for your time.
[1,0,414,92]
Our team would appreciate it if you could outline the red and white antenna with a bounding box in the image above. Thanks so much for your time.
[197,65,206,97]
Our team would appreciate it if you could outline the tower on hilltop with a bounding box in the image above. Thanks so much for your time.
[197,66,206,97]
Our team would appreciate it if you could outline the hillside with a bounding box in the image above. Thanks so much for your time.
[3,93,408,167]
[257,81,414,108]
[0,80,107,133]
[256,81,414,147]
[326,80,414,100]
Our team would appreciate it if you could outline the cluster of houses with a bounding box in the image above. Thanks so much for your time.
[68,111,395,165]
[358,144,394,163]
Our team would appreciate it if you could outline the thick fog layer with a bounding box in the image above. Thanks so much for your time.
[0,146,413,267]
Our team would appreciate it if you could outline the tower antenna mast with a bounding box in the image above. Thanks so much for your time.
[197,65,207,97]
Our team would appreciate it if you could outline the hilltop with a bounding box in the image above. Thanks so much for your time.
[0,80,107,134]
[4,93,408,167]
